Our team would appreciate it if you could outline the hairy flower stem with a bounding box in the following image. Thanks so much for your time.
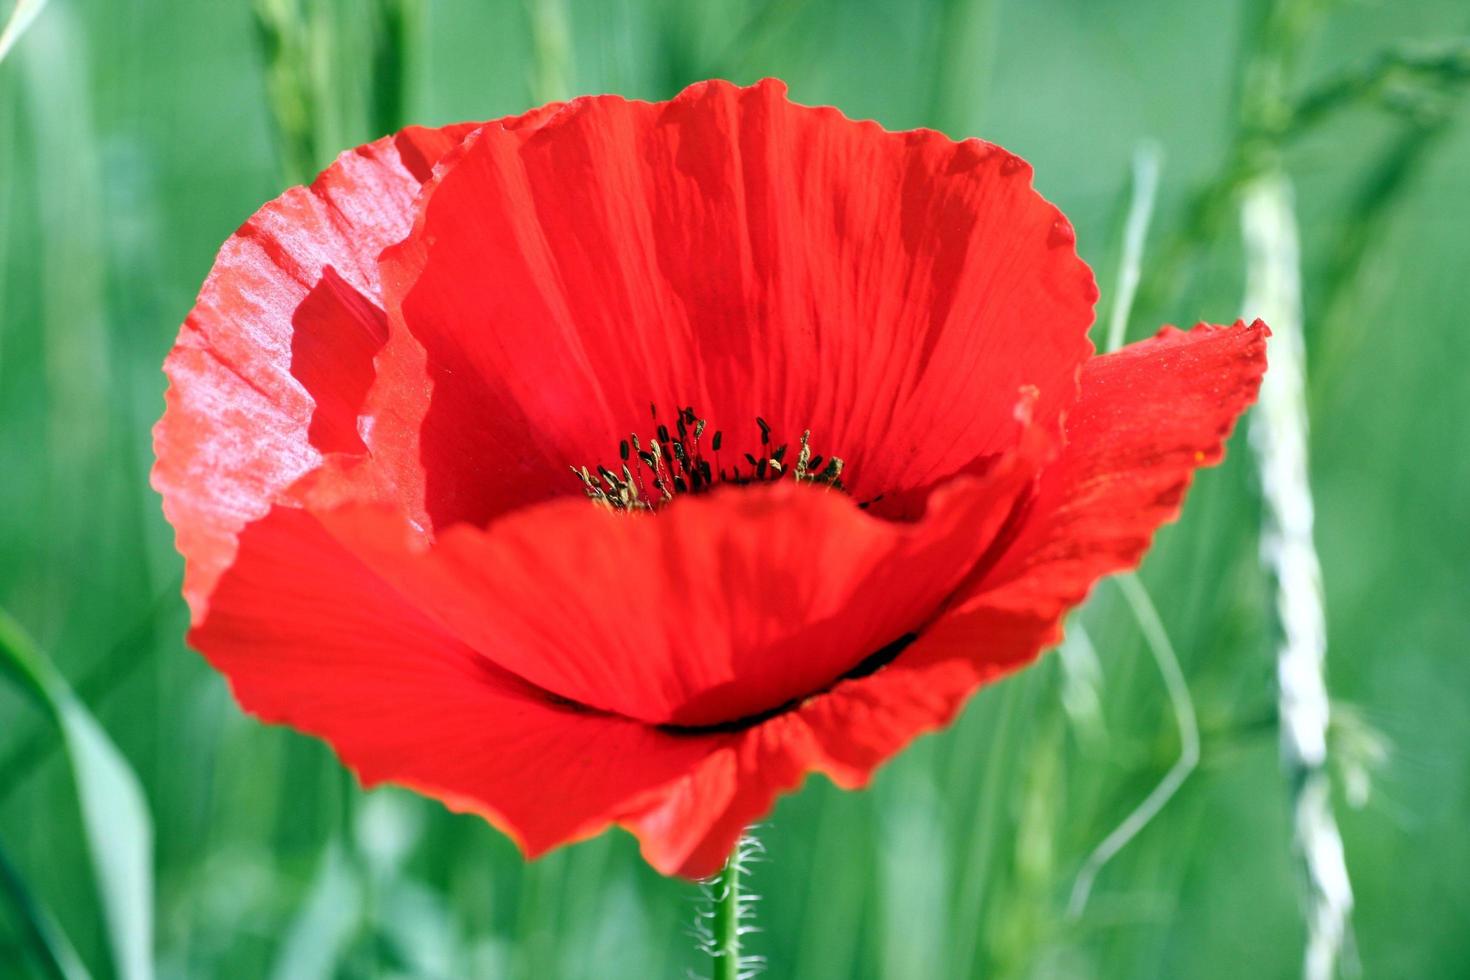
[711,849,742,980]
[699,834,762,980]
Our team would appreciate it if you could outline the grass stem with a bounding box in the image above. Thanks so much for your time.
[1068,576,1199,918]
[1104,142,1163,354]
[1242,170,1354,980]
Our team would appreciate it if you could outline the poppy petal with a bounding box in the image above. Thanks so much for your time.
[622,320,1269,876]
[152,123,477,620]
[355,107,572,525]
[380,78,1096,530]
[193,504,720,857]
[291,267,390,455]
[157,75,1264,883]
[304,448,1039,730]
[975,319,1270,616]
[622,604,1049,877]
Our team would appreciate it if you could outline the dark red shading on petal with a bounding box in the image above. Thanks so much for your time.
[356,107,572,528]
[380,77,1096,531]
[392,123,483,183]
[393,109,565,183]
[193,504,720,857]
[307,453,1037,731]
[623,320,1269,876]
[974,319,1270,617]
[153,122,478,621]
[624,605,1051,877]
[291,267,389,454]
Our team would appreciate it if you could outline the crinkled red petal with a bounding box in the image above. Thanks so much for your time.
[192,504,720,857]
[973,320,1271,616]
[298,446,1039,730]
[159,78,1263,880]
[624,604,1050,877]
[622,320,1268,876]
[185,421,1041,872]
[152,122,478,620]
[380,78,1096,531]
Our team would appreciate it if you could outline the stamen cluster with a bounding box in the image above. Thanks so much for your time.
[572,405,846,513]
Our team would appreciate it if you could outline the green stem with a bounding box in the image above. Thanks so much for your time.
[711,846,742,980]
[703,834,762,979]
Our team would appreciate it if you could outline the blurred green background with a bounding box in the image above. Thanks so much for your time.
[2,0,1467,977]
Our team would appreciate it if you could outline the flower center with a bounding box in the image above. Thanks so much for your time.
[571,405,847,512]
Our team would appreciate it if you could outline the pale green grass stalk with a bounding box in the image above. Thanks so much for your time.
[1242,172,1353,980]
[20,4,112,595]
[1103,142,1162,354]
[0,585,176,806]
[526,0,572,105]
[0,0,51,64]
[0,610,154,980]
[1068,141,1199,919]
[252,0,321,185]
[1068,577,1200,918]
[877,767,950,979]
[949,673,1025,974]
[269,841,361,980]
[790,789,867,980]
[1056,625,1106,744]
[7,22,152,977]
[926,0,996,136]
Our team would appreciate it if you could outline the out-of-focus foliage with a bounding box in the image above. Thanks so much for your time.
[1,0,1467,977]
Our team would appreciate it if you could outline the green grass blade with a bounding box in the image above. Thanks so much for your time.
[1072,141,1200,920]
[0,611,155,980]
[1103,142,1163,354]
[0,608,55,707]
[0,0,50,64]
[252,0,321,185]
[926,0,997,135]
[369,0,417,136]
[269,841,362,980]
[877,766,950,980]
[58,698,156,980]
[0,836,93,980]
[0,583,177,808]
[526,0,573,105]
[1068,575,1200,918]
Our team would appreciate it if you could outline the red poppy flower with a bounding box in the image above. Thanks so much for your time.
[153,79,1267,878]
